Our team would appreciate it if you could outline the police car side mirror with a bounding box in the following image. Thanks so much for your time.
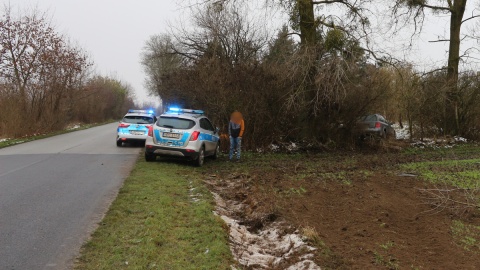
[215,127,220,134]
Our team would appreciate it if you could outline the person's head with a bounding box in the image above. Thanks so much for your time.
[231,110,243,122]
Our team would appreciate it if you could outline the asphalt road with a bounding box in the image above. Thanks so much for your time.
[0,123,140,270]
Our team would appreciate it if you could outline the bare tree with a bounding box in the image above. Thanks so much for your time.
[75,76,135,123]
[173,2,268,65]
[0,6,128,136]
[151,1,397,146]
[392,0,480,135]
[0,7,59,110]
[141,34,182,99]
[274,1,372,48]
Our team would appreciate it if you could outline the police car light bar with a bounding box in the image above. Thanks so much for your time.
[167,108,204,114]
[128,109,155,114]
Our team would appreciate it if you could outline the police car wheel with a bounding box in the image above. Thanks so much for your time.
[145,152,156,162]
[211,143,220,160]
[195,147,205,167]
[116,140,122,147]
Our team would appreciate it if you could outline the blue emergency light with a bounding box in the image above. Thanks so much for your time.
[128,109,155,115]
[167,107,204,115]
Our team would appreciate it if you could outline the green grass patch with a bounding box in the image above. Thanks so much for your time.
[451,220,480,252]
[402,144,480,161]
[400,159,480,189]
[277,186,308,196]
[239,152,371,186]
[75,156,233,270]
[372,241,400,269]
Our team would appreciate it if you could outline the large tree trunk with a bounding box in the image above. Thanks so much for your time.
[446,0,467,135]
[298,0,316,47]
[297,0,320,140]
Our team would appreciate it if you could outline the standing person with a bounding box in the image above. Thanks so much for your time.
[228,110,245,162]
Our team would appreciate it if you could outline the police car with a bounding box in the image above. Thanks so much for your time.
[144,108,220,166]
[116,109,157,146]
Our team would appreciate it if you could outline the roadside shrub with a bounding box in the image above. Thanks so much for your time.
[0,9,135,138]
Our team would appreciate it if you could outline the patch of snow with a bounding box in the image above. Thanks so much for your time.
[68,124,81,130]
[220,215,319,269]
[393,123,471,147]
[0,138,9,143]
[188,180,203,203]
[286,142,298,152]
[267,142,301,153]
[410,136,467,149]
[392,123,410,140]
[286,260,321,270]
[269,144,280,152]
[213,193,321,270]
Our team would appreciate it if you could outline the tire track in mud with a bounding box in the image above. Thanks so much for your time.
[205,174,321,270]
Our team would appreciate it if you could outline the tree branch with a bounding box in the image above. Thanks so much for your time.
[312,0,351,5]
[461,14,480,25]
[317,19,346,32]
[417,3,451,12]
[429,39,450,43]
[312,0,362,19]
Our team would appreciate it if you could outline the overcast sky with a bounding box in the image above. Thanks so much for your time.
[9,0,185,105]
[5,1,479,106]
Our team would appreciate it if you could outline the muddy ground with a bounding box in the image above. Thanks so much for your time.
[203,143,480,269]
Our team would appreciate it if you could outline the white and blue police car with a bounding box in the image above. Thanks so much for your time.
[116,109,157,146]
[144,108,220,166]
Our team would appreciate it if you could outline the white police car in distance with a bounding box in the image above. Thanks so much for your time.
[144,108,220,166]
[117,109,157,146]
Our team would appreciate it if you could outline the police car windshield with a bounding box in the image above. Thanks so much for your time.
[157,117,195,129]
[123,116,154,124]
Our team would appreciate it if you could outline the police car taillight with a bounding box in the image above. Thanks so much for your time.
[147,125,153,137]
[118,123,130,128]
[190,131,200,141]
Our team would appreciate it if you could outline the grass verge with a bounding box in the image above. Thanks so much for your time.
[75,155,233,270]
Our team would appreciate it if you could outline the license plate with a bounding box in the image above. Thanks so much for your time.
[163,132,180,139]
[130,131,145,135]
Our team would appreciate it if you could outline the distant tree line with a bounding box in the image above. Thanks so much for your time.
[142,1,480,149]
[0,8,135,138]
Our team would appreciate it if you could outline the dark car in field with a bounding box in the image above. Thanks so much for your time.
[355,114,396,139]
